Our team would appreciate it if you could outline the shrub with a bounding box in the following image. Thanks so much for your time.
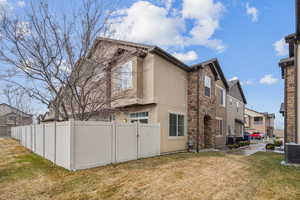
[228,144,239,149]
[274,140,283,147]
[238,141,250,147]
[266,143,275,150]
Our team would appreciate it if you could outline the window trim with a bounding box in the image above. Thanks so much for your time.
[169,112,185,138]
[117,60,133,90]
[128,111,149,124]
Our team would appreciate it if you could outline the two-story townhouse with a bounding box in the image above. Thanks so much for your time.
[0,103,33,137]
[45,37,230,153]
[226,80,247,140]
[244,108,275,137]
[188,59,229,150]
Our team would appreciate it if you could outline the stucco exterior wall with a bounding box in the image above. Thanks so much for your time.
[153,54,188,153]
[244,109,266,134]
[114,53,188,153]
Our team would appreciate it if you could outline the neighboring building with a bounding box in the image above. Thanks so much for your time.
[0,103,33,137]
[226,80,247,139]
[46,37,231,153]
[244,108,275,137]
[278,0,299,143]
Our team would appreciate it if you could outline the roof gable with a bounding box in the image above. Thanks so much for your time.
[228,80,247,104]
[190,58,229,90]
[94,37,189,71]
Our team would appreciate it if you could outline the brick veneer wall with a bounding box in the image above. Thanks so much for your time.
[284,65,296,142]
[187,65,227,149]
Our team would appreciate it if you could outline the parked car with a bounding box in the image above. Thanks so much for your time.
[243,132,250,141]
[250,132,262,140]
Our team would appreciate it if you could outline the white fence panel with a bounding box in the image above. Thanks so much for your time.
[12,121,161,171]
[35,124,44,156]
[44,123,55,162]
[25,126,32,149]
[115,123,138,163]
[55,121,71,170]
[74,121,113,170]
[21,126,26,146]
[31,126,36,152]
[138,124,160,158]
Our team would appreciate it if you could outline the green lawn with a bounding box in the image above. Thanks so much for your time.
[1,138,300,200]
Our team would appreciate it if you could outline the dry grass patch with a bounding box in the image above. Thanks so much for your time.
[1,138,300,200]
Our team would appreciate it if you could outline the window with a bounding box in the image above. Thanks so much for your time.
[217,119,223,135]
[218,87,226,106]
[169,113,184,136]
[9,116,16,121]
[204,76,211,97]
[118,60,133,90]
[254,117,263,125]
[129,112,148,124]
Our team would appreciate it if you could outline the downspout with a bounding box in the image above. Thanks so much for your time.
[196,68,200,152]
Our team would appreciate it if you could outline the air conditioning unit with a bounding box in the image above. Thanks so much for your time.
[285,143,300,164]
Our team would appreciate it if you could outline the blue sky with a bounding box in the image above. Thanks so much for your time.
[0,0,295,128]
[108,0,294,129]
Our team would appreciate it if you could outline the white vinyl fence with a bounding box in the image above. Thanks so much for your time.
[11,121,160,171]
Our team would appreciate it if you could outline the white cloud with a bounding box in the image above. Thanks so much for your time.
[273,38,288,57]
[246,2,258,22]
[110,0,226,52]
[173,50,198,62]
[229,76,238,81]
[110,1,185,47]
[259,74,278,85]
[16,1,25,8]
[229,77,254,85]
[182,0,226,52]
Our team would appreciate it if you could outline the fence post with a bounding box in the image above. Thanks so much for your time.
[69,119,75,171]
[34,124,36,153]
[112,122,116,164]
[137,123,140,159]
[43,124,45,157]
[54,121,57,164]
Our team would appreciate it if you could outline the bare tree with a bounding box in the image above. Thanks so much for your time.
[0,0,136,121]
[1,84,33,125]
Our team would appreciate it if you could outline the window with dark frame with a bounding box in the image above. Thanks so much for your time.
[254,116,263,125]
[169,113,184,137]
[204,76,211,97]
[218,87,225,106]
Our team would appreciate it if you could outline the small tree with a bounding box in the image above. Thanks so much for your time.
[0,0,134,121]
[1,84,33,125]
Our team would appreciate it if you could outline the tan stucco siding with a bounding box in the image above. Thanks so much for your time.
[244,109,267,134]
[153,54,188,153]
